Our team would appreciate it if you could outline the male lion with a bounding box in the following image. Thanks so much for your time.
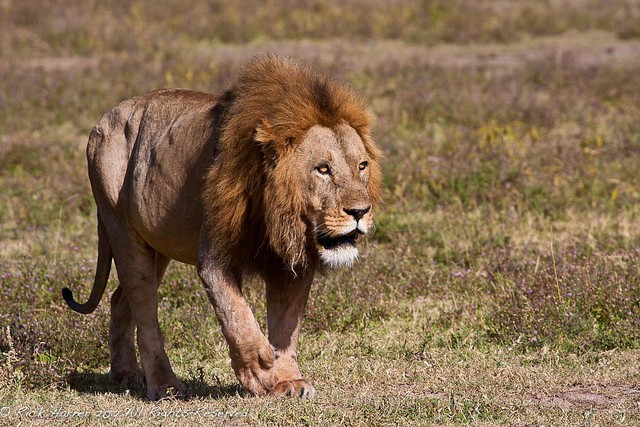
[62,54,381,400]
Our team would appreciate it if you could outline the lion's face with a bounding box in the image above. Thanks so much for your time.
[290,123,375,268]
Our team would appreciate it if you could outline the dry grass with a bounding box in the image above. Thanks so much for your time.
[2,0,640,425]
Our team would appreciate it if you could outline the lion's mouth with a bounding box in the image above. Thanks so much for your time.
[317,229,360,250]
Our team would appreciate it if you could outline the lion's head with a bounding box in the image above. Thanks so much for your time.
[203,54,382,273]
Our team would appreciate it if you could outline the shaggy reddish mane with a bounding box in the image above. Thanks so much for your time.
[202,54,381,273]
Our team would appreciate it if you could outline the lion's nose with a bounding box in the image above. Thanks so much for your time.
[344,206,370,221]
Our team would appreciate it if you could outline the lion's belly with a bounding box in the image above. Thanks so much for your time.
[135,211,201,265]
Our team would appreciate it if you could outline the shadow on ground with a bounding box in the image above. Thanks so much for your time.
[67,371,243,401]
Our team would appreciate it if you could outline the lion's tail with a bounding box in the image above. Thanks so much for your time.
[62,218,112,314]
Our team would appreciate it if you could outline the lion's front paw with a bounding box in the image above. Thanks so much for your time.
[231,343,278,395]
[235,369,271,395]
[232,346,313,398]
[268,379,316,400]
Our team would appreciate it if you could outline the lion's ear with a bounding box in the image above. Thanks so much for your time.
[256,119,280,164]
[256,119,297,162]
[255,118,275,144]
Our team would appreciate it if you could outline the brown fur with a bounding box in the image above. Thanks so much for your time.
[62,54,381,400]
[202,54,382,272]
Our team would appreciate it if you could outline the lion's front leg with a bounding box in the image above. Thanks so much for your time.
[263,269,316,399]
[197,258,277,395]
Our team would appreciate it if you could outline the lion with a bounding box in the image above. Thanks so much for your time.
[62,54,382,400]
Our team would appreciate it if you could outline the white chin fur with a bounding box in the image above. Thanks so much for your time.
[319,245,359,269]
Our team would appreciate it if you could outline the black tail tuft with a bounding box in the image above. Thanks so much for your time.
[61,286,96,314]
[61,287,73,304]
[62,218,113,315]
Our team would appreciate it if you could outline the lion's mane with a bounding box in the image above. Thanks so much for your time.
[202,54,382,273]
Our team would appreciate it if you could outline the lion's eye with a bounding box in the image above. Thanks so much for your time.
[316,164,331,175]
[358,161,368,171]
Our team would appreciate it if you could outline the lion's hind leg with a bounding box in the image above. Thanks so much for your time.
[108,284,142,388]
[110,238,184,400]
[108,251,171,390]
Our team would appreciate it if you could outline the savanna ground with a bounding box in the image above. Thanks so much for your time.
[1,1,640,425]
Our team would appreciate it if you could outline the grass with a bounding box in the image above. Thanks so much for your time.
[2,0,640,425]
